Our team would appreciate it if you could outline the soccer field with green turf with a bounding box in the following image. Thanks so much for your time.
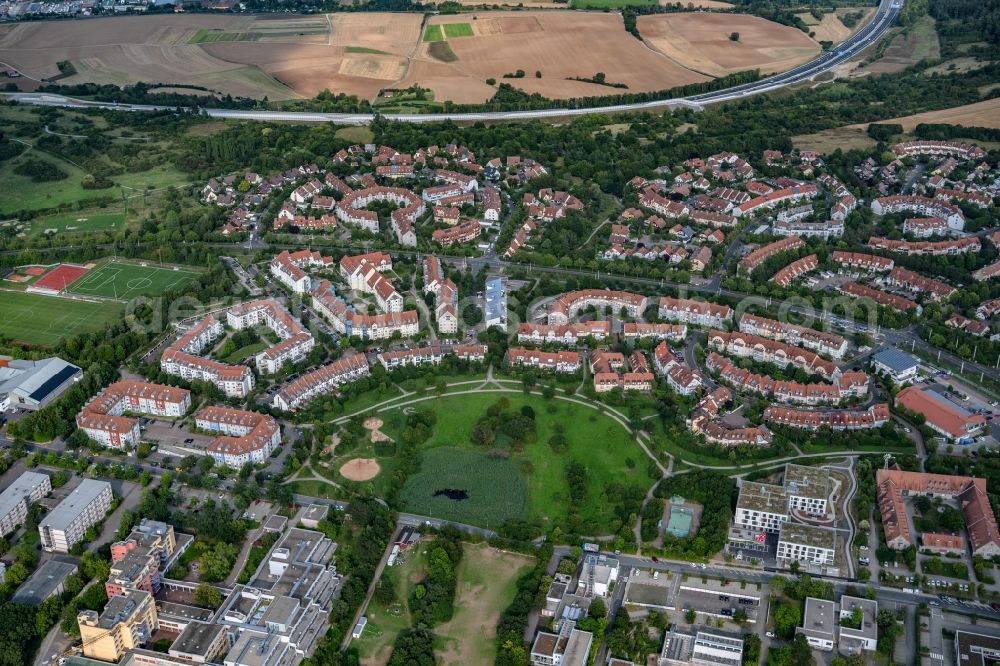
[0,291,123,346]
[67,262,200,300]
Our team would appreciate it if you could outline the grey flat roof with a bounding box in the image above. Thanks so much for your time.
[39,479,111,531]
[955,629,1000,666]
[873,348,919,373]
[0,471,49,522]
[736,481,788,514]
[784,464,830,501]
[779,523,837,550]
[0,357,80,404]
[11,559,77,605]
[801,597,836,639]
[170,621,226,657]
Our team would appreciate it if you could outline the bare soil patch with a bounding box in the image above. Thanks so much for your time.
[340,457,381,482]
[0,10,821,103]
[638,13,819,77]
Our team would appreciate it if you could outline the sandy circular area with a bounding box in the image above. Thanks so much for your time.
[340,458,381,482]
[363,417,383,430]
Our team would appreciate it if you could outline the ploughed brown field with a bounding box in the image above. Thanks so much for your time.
[0,10,822,103]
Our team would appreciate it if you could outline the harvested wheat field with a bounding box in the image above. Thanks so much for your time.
[0,10,820,103]
[327,13,423,56]
[422,12,708,100]
[340,458,381,482]
[638,13,820,77]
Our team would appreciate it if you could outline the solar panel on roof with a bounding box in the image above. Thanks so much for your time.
[27,364,79,402]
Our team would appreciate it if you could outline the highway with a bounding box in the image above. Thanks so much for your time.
[0,0,900,124]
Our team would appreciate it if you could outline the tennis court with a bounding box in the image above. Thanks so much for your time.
[66,261,200,300]
[0,291,123,346]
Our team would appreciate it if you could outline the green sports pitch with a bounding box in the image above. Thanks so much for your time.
[0,291,123,346]
[67,262,200,300]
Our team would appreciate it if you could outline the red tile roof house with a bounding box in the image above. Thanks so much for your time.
[506,347,580,373]
[895,385,985,442]
[832,251,894,273]
[738,236,805,275]
[921,532,965,555]
[876,467,1000,557]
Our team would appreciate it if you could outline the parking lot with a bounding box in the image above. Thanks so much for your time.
[143,421,214,458]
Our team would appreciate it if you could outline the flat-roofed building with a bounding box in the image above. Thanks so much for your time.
[299,504,328,529]
[0,357,81,411]
[871,348,920,385]
[485,277,508,330]
[216,527,340,666]
[734,481,789,534]
[784,464,831,516]
[10,558,77,605]
[838,595,878,654]
[776,523,836,566]
[0,471,51,536]
[954,630,1000,666]
[79,589,158,662]
[658,628,744,666]
[39,479,113,553]
[168,621,229,664]
[797,598,836,651]
[530,621,592,666]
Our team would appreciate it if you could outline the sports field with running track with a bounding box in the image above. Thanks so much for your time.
[66,262,200,300]
[0,291,123,345]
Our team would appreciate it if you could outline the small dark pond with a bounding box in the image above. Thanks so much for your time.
[433,488,469,501]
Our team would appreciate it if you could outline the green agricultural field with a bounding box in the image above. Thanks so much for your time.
[188,29,252,44]
[67,262,201,300]
[0,291,123,346]
[345,46,390,54]
[384,392,649,532]
[402,448,529,526]
[443,23,474,38]
[423,25,445,42]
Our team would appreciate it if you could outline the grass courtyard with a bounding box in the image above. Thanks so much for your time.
[0,290,123,345]
[67,261,201,300]
[381,391,651,533]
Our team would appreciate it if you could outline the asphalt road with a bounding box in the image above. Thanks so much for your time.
[0,0,900,124]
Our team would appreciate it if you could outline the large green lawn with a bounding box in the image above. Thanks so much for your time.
[25,209,125,237]
[383,391,650,532]
[0,153,189,215]
[0,291,123,345]
[67,261,201,300]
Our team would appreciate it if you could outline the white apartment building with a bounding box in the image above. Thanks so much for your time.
[39,479,113,553]
[776,523,837,566]
[0,471,51,537]
[734,482,789,534]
